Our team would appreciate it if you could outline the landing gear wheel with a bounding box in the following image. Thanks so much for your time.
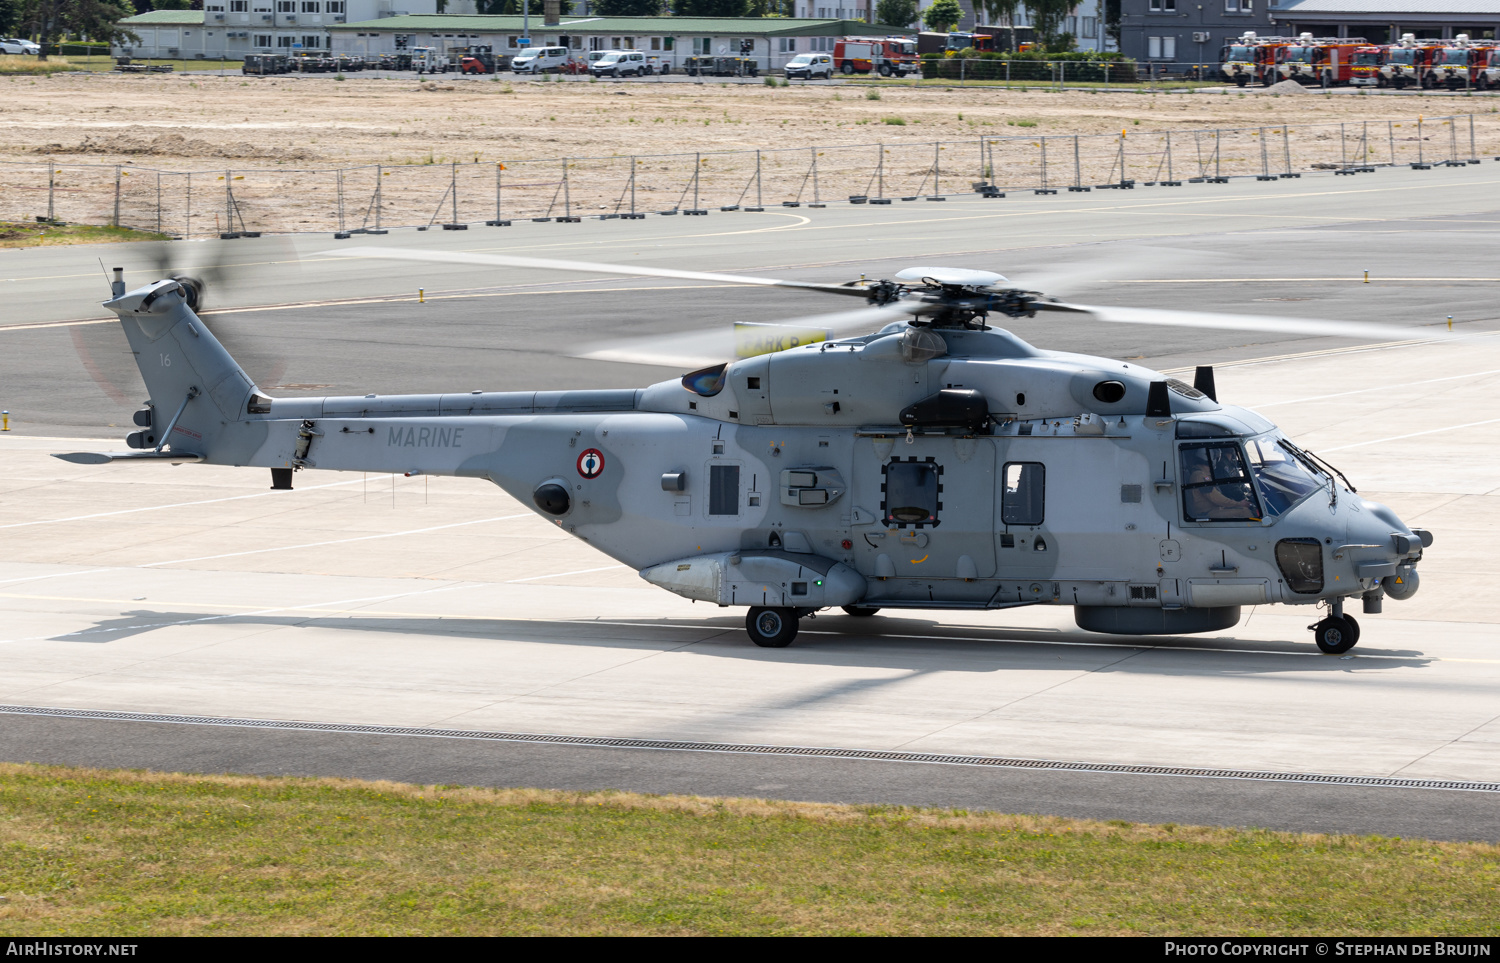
[1314,616,1358,654]
[841,605,880,617]
[746,607,798,647]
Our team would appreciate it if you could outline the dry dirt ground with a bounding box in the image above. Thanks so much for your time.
[3,72,1497,231]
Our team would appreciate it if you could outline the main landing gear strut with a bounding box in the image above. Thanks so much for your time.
[1311,598,1360,655]
[744,605,884,648]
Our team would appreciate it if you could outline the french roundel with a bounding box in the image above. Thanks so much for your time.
[576,448,605,479]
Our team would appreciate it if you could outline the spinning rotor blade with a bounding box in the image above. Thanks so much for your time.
[74,240,298,409]
[1039,302,1458,343]
[578,301,937,368]
[321,246,873,298]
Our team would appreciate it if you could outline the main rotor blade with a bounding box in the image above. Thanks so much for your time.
[577,301,934,368]
[1040,302,1458,343]
[321,246,872,298]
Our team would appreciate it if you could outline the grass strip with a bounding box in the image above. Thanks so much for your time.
[0,57,86,76]
[0,762,1497,936]
[0,222,172,249]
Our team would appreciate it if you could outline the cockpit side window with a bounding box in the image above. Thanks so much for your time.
[1245,436,1324,516]
[1180,443,1261,522]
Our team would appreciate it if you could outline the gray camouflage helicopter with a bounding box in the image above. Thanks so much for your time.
[62,249,1437,653]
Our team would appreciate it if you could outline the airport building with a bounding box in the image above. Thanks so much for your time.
[1118,0,1500,66]
[115,0,456,60]
[1267,0,1500,43]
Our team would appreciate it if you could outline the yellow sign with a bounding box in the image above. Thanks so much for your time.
[734,322,829,359]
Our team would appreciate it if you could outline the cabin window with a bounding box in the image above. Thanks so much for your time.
[1180,443,1261,522]
[709,464,740,516]
[883,458,942,527]
[1001,462,1045,526]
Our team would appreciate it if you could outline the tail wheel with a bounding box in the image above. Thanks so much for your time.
[746,607,798,648]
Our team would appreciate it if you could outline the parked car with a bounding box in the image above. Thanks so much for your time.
[590,50,650,77]
[1,38,40,55]
[511,46,570,73]
[783,53,833,79]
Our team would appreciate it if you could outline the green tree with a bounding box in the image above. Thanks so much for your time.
[1104,0,1120,47]
[1022,0,1071,48]
[17,0,137,59]
[874,0,916,28]
[0,0,20,34]
[592,0,660,12]
[671,0,747,15]
[921,0,960,32]
[151,0,190,8]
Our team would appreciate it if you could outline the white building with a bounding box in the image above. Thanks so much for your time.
[116,0,467,60]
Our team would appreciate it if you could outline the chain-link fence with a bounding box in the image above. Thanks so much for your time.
[4,113,1493,237]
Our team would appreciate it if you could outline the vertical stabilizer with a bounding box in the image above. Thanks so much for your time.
[104,279,258,454]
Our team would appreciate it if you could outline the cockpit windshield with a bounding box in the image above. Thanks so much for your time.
[1226,45,1254,60]
[1286,46,1317,62]
[1438,48,1469,65]
[1246,435,1325,516]
[1388,48,1417,64]
[1354,50,1381,65]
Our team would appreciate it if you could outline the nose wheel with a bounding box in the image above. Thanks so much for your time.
[746,606,799,648]
[1313,614,1360,654]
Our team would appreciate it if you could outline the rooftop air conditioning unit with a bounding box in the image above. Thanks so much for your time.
[1192,31,1209,42]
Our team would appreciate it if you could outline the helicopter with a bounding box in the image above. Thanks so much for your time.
[59,248,1439,653]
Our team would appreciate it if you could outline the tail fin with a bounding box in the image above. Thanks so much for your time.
[105,279,260,456]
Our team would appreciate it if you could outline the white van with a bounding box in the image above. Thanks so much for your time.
[783,53,834,80]
[511,46,569,73]
[590,50,650,77]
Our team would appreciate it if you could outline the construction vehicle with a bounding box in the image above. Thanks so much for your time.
[456,44,508,74]
[1275,33,1367,86]
[1380,34,1445,89]
[1428,34,1499,89]
[1219,32,1299,86]
[833,36,919,76]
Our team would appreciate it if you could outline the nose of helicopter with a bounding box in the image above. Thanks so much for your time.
[1345,498,1432,601]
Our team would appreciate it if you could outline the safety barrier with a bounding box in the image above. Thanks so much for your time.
[3,113,1493,237]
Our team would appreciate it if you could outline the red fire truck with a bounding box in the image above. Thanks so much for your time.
[1275,33,1368,86]
[1428,34,1500,89]
[833,36,920,76]
[1219,31,1299,86]
[1380,33,1447,89]
[1350,45,1386,87]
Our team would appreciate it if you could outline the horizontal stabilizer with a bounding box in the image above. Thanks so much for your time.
[53,450,205,465]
